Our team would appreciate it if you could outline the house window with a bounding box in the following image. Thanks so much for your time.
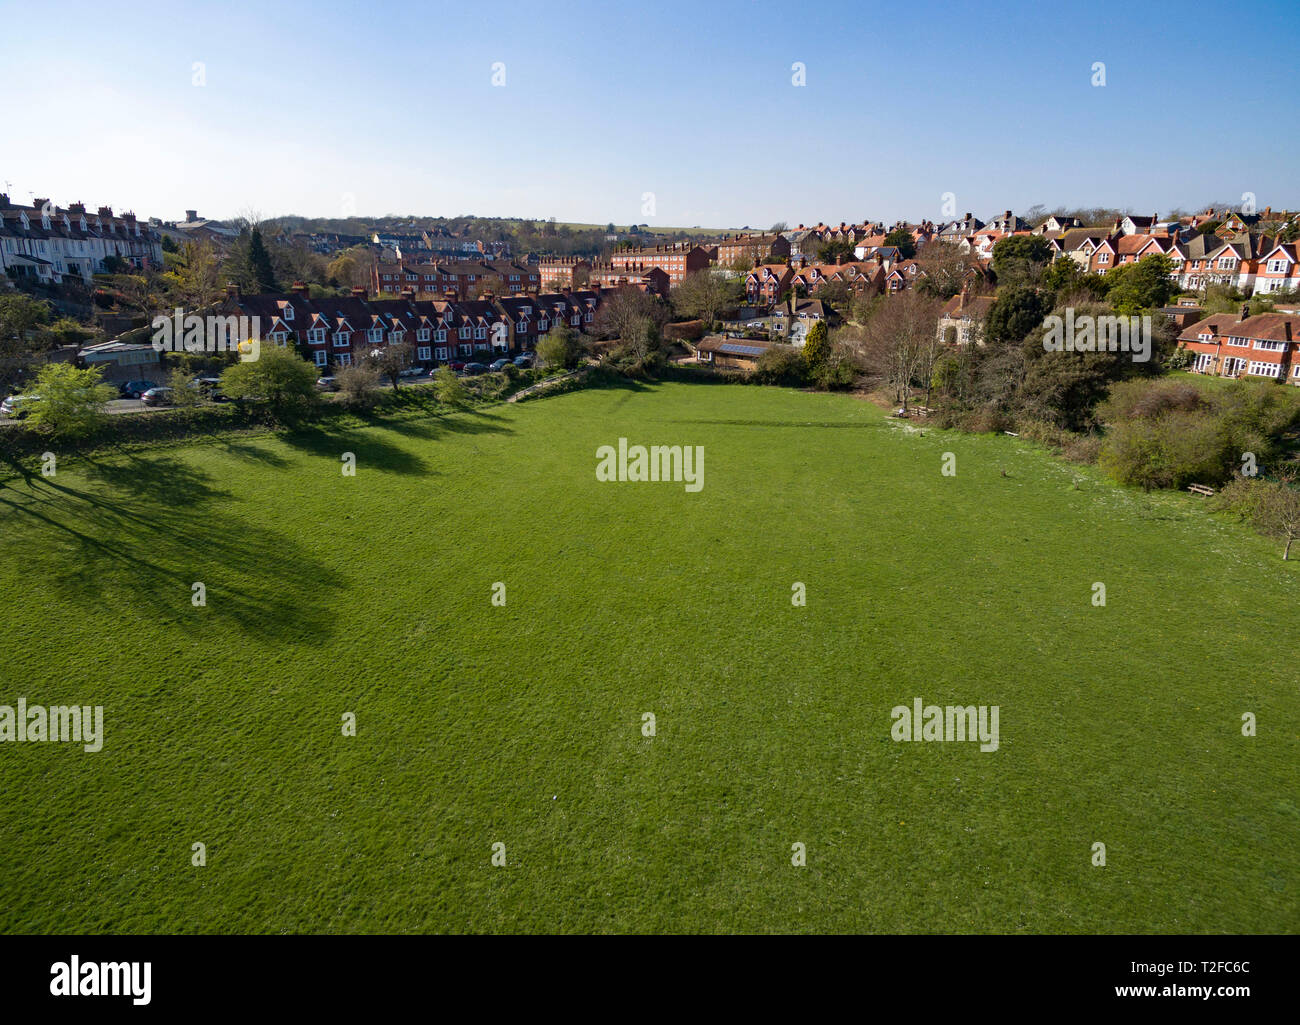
[368,328,382,343]
[417,328,430,342]
[435,346,448,361]
[271,331,288,346]
[1255,340,1284,351]
[459,326,471,339]
[337,353,353,367]
[1248,361,1280,378]
[417,346,431,361]
[308,328,326,343]
[1227,336,1248,348]
[283,305,294,320]
[314,350,328,366]
[435,329,447,342]
[333,331,350,347]
[1217,257,1236,270]
[474,326,486,339]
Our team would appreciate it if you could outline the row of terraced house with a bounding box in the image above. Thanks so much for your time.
[0,194,164,284]
[217,282,601,369]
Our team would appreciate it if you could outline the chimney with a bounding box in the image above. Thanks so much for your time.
[68,202,85,215]
[97,206,113,218]
[1240,303,1250,320]
[291,281,310,298]
[0,193,9,209]
[351,287,367,299]
[959,285,969,311]
[225,282,240,300]
[33,197,50,212]
[185,209,198,223]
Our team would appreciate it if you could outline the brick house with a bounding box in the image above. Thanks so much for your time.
[606,243,714,288]
[714,233,790,269]
[1179,308,1300,384]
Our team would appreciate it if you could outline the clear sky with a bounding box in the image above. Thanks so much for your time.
[2,0,1297,228]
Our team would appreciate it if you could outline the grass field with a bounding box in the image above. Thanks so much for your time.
[0,381,1295,933]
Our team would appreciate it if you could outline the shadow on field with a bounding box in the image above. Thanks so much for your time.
[279,422,433,475]
[0,452,345,642]
[676,418,879,429]
[378,407,515,444]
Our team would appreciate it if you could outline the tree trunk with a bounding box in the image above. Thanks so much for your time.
[1285,537,1294,561]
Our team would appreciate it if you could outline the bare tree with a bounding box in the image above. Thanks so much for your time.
[858,291,943,413]
[1254,475,1300,560]
[594,287,669,342]
[670,270,742,327]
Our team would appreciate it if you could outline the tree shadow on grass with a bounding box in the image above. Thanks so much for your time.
[279,421,436,475]
[377,407,516,444]
[0,457,346,644]
[675,418,881,429]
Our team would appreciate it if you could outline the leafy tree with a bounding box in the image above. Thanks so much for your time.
[818,238,859,263]
[984,286,1050,345]
[882,228,916,260]
[1040,256,1107,303]
[991,235,1052,288]
[24,363,117,438]
[433,366,470,406]
[219,345,318,413]
[802,321,831,373]
[1,294,53,388]
[537,322,584,369]
[245,227,278,293]
[167,368,204,408]
[1103,254,1176,314]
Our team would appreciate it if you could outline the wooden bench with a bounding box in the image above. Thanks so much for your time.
[1187,484,1215,496]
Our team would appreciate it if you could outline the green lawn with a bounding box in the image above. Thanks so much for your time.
[0,381,1295,933]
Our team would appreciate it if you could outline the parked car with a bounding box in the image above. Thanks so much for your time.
[119,379,159,399]
[141,387,174,407]
[448,361,466,372]
[191,377,227,401]
[513,353,534,367]
[315,376,338,391]
[463,362,489,375]
[0,394,37,419]
[489,358,511,372]
[398,366,425,378]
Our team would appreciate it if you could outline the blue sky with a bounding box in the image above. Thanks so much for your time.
[2,0,1297,228]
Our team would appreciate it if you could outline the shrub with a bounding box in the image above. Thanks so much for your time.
[335,361,383,408]
[753,346,806,387]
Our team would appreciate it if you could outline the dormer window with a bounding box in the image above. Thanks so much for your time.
[283,304,294,320]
